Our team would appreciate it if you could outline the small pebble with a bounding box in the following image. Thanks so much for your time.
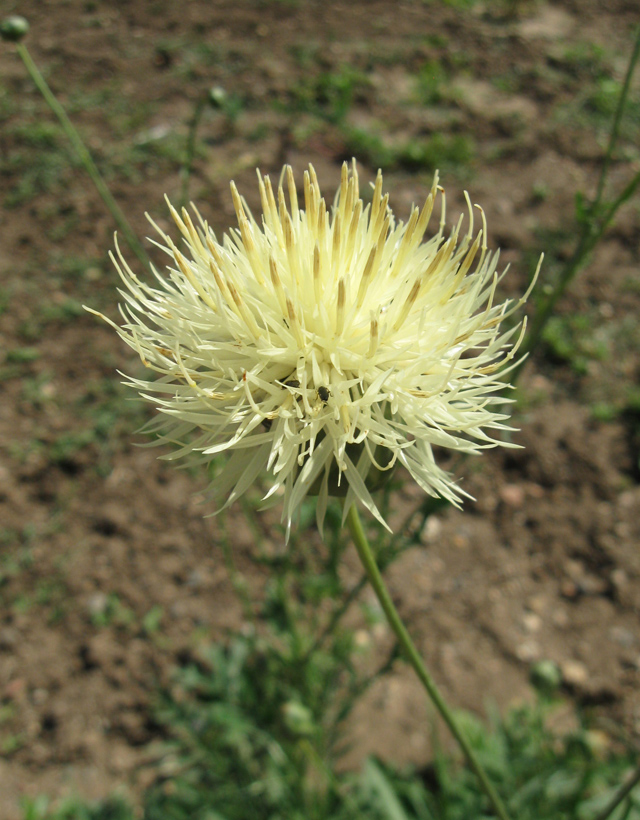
[421,515,442,543]
[561,659,588,686]
[523,612,542,633]
[609,626,636,648]
[499,484,525,508]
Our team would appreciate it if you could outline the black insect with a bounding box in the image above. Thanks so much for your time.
[317,385,330,404]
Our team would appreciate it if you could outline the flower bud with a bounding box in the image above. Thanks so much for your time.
[1,16,29,43]
[208,86,227,110]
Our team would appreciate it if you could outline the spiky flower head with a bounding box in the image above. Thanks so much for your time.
[95,162,537,537]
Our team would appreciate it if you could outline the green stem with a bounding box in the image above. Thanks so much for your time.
[516,231,590,371]
[302,575,368,664]
[346,503,512,820]
[594,27,640,207]
[517,164,640,375]
[514,27,640,382]
[16,43,150,271]
[180,94,207,210]
[594,761,640,820]
[599,167,640,240]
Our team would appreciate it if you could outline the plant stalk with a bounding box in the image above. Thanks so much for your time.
[180,93,207,210]
[594,27,640,207]
[346,503,512,820]
[514,27,640,381]
[16,43,150,271]
[594,761,640,820]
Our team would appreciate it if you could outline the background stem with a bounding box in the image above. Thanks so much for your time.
[594,762,640,820]
[16,43,150,271]
[513,26,640,382]
[180,94,207,210]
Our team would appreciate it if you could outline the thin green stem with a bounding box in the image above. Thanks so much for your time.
[303,510,424,665]
[301,575,368,664]
[599,168,640,239]
[16,43,150,271]
[516,232,590,372]
[346,503,512,820]
[514,27,640,381]
[594,27,640,207]
[332,641,401,736]
[517,164,640,374]
[180,94,207,210]
[594,761,640,820]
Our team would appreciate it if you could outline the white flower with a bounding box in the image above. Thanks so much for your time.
[93,162,538,537]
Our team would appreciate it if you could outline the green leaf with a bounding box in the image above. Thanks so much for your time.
[361,758,412,820]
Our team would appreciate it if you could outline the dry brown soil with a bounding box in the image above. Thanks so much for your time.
[1,0,639,817]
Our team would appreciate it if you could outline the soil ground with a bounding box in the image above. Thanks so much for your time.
[1,0,639,817]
